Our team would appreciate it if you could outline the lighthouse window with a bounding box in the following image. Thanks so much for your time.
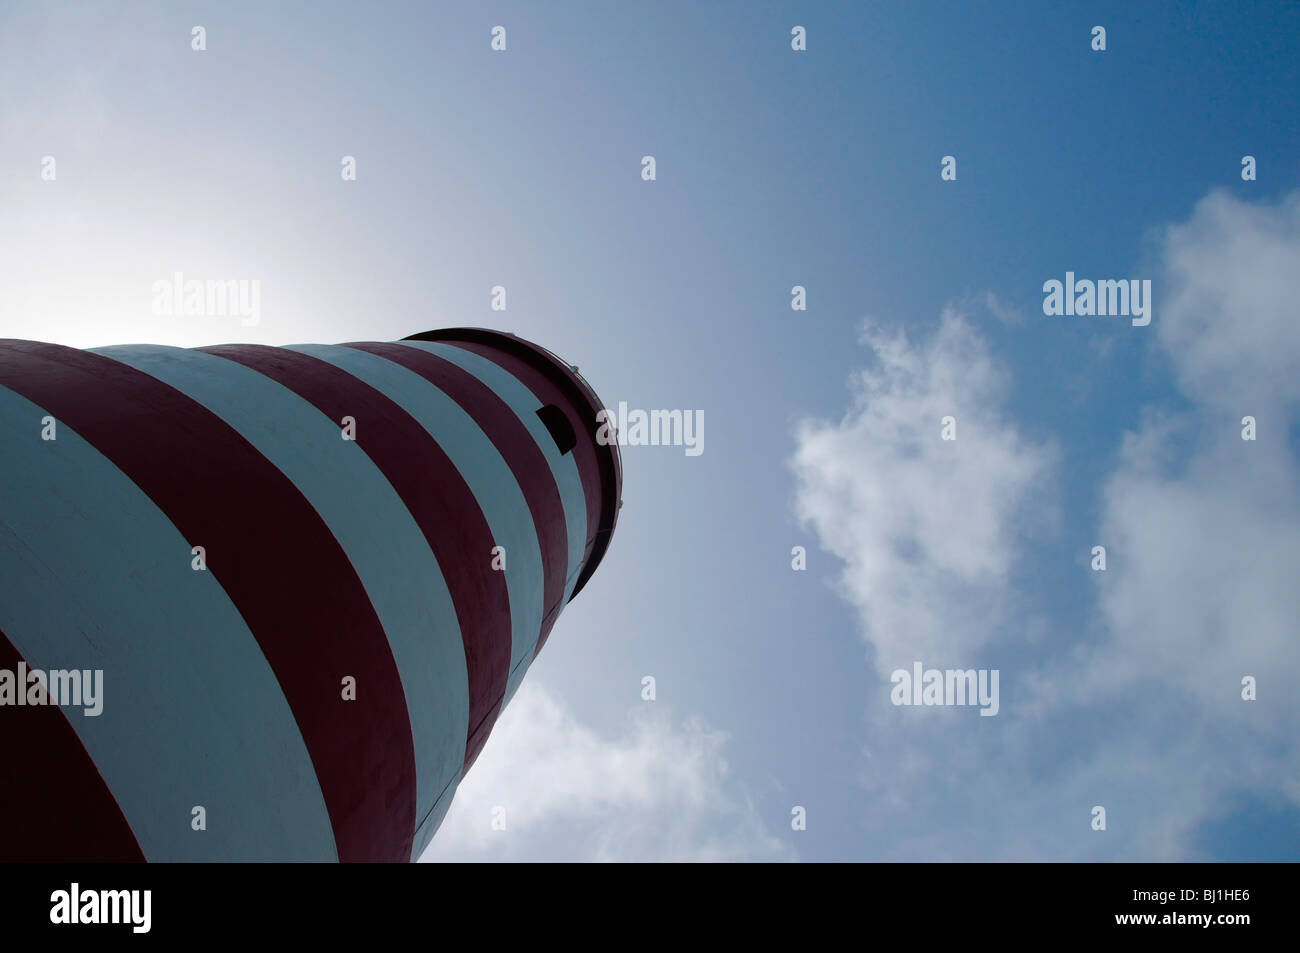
[536,405,576,455]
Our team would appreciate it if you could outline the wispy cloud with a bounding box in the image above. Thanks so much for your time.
[790,190,1300,859]
[983,291,1024,326]
[422,682,794,862]
[1086,191,1300,725]
[790,309,1058,670]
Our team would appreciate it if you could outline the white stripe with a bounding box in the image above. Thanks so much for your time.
[0,378,336,860]
[288,344,546,705]
[400,340,589,606]
[94,344,471,851]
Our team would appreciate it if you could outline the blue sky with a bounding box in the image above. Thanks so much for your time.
[2,1,1298,861]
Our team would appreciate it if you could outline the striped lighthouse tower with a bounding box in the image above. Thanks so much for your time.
[0,329,621,862]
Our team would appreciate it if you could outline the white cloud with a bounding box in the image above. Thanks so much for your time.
[790,191,1300,860]
[1157,189,1300,412]
[1087,190,1300,734]
[421,682,793,862]
[790,309,1057,670]
[983,291,1024,325]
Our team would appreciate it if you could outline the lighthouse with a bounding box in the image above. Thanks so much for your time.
[0,329,621,862]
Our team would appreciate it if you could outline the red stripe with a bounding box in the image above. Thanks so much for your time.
[0,626,145,861]
[0,341,416,863]
[437,342,605,650]
[201,344,511,770]
[348,342,570,648]
[401,330,622,605]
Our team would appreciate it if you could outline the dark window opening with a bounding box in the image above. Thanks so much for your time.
[537,404,577,455]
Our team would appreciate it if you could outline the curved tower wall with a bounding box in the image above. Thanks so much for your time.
[0,328,621,862]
